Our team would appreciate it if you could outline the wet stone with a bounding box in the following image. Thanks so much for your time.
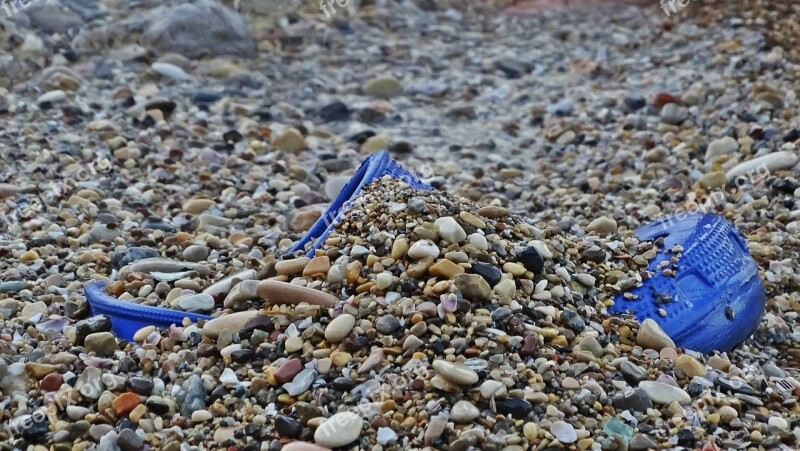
[275,415,303,438]
[495,398,532,419]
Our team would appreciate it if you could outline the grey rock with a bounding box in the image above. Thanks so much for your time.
[117,428,144,451]
[660,103,688,125]
[180,375,207,418]
[611,387,652,413]
[84,332,118,357]
[376,315,400,335]
[142,0,256,59]
[97,430,120,451]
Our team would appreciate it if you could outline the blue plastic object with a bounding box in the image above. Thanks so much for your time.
[84,281,212,341]
[84,150,431,340]
[290,150,433,257]
[84,152,765,354]
[610,213,766,353]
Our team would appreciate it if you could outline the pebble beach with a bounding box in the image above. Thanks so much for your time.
[1,0,800,450]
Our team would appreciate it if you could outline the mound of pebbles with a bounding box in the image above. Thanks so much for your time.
[42,177,791,451]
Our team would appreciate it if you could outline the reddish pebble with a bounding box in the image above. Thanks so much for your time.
[519,333,538,358]
[111,392,141,416]
[653,93,681,108]
[274,358,303,384]
[40,373,63,392]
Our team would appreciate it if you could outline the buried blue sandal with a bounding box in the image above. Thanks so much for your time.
[85,151,766,351]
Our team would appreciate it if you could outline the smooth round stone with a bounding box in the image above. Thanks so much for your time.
[432,360,479,385]
[313,412,363,448]
[285,336,304,354]
[676,355,707,378]
[585,216,617,234]
[705,136,739,160]
[550,421,577,444]
[468,233,488,251]
[151,62,191,80]
[37,90,66,104]
[282,442,331,451]
[376,272,393,290]
[202,311,259,339]
[493,279,516,298]
[191,410,213,422]
[434,217,467,243]
[451,400,480,423]
[636,319,676,351]
[182,244,210,262]
[324,314,356,343]
[362,75,403,98]
[375,315,400,335]
[408,240,439,260]
[639,381,691,404]
[726,151,798,182]
[178,293,215,312]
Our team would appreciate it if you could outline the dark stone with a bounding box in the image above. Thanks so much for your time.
[331,377,356,391]
[230,349,254,364]
[494,398,532,419]
[274,415,302,438]
[714,377,758,396]
[141,218,177,233]
[676,429,695,446]
[21,414,50,443]
[376,315,400,335]
[611,388,652,413]
[191,92,222,106]
[400,278,418,296]
[581,246,606,263]
[686,381,704,397]
[144,398,169,415]
[624,95,647,112]
[772,179,798,194]
[516,247,544,274]
[240,317,274,339]
[348,130,376,144]
[357,108,385,124]
[293,402,323,424]
[560,309,586,332]
[620,360,646,384]
[784,128,800,142]
[388,141,413,154]
[144,98,177,119]
[76,316,111,346]
[128,377,154,396]
[319,101,350,122]
[117,428,144,451]
[472,262,502,287]
[494,59,528,79]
